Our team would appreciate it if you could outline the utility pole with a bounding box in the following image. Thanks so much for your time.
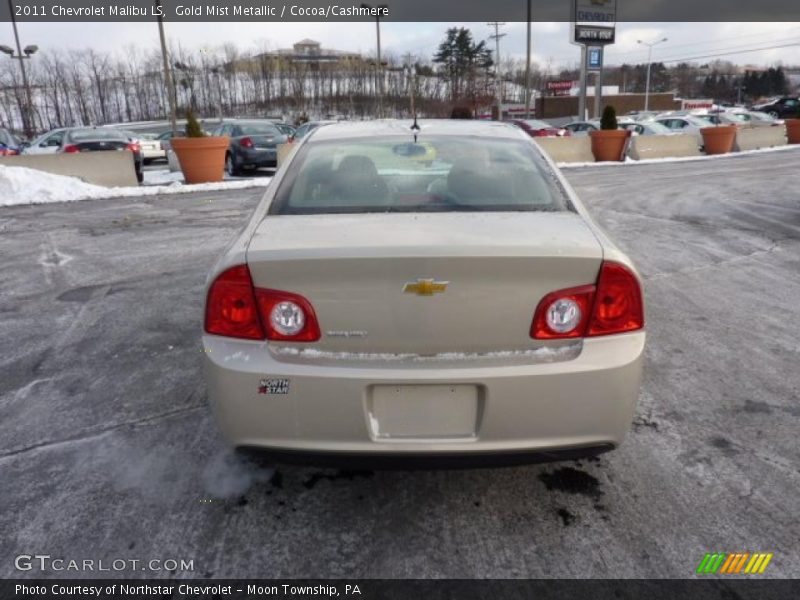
[361,4,387,118]
[524,0,532,119]
[487,22,506,119]
[2,0,38,137]
[155,0,178,133]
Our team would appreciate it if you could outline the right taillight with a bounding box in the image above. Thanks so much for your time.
[204,264,320,342]
[586,261,644,336]
[531,261,644,340]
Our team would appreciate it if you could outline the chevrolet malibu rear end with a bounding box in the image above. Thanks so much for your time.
[203,120,645,467]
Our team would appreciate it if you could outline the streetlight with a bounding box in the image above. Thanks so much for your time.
[637,37,668,112]
[2,0,38,138]
[360,3,387,118]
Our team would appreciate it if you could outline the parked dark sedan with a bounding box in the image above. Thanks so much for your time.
[0,127,22,156]
[751,97,800,119]
[209,120,288,176]
[59,127,144,183]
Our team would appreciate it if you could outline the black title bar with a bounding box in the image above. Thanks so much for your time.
[0,0,798,22]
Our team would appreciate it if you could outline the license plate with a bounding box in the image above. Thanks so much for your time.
[368,384,479,440]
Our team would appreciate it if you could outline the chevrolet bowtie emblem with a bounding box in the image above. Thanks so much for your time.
[403,278,449,296]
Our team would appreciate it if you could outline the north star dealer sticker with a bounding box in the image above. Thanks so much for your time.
[258,378,290,394]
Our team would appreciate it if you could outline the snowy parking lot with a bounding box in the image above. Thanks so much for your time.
[1,149,799,578]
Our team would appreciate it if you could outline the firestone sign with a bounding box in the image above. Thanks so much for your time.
[572,0,616,45]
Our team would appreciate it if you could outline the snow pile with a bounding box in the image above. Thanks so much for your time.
[0,164,271,207]
[557,142,800,169]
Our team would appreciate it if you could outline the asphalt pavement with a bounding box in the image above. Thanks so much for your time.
[1,149,799,578]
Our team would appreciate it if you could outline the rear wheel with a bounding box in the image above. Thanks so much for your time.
[226,153,241,177]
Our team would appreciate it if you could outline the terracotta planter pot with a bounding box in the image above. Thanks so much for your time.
[700,125,737,155]
[589,129,631,162]
[171,136,229,184]
[785,119,800,145]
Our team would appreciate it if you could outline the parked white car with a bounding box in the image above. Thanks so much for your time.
[119,130,165,164]
[654,115,710,143]
[22,128,69,154]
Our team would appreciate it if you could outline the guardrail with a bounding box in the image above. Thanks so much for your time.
[0,151,138,187]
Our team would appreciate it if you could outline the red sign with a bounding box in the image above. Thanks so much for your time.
[547,80,574,96]
[681,99,714,110]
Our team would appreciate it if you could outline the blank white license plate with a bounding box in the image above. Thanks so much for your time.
[368,384,479,440]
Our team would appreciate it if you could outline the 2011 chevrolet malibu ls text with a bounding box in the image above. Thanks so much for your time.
[203,120,645,468]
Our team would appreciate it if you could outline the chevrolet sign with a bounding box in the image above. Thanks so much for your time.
[572,0,616,45]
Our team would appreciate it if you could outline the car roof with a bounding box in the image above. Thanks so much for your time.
[308,119,525,141]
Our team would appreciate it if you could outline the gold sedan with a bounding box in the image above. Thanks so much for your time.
[203,120,645,467]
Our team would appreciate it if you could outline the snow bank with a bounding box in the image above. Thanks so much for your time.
[557,142,800,169]
[0,165,271,207]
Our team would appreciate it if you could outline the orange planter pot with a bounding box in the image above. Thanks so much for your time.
[785,119,800,145]
[171,136,230,184]
[589,129,631,162]
[700,126,737,155]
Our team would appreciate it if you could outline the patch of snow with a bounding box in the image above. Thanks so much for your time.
[142,169,185,186]
[0,165,271,207]
[557,143,800,169]
[272,343,580,363]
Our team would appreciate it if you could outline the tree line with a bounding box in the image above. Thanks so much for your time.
[0,26,794,135]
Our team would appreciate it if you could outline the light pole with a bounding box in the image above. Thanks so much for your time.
[361,4,387,118]
[637,37,668,112]
[154,0,178,133]
[1,0,38,138]
[524,0,532,119]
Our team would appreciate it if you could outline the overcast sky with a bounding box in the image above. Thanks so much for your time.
[7,21,800,69]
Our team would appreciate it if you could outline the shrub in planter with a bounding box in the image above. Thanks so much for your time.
[589,106,631,162]
[786,104,800,145]
[170,110,229,184]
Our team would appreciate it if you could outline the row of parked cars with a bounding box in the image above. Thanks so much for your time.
[0,117,311,182]
[505,97,798,146]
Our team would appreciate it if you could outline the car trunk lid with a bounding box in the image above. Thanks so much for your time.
[247,212,603,355]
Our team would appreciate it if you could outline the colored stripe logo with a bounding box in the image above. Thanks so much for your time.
[696,552,773,575]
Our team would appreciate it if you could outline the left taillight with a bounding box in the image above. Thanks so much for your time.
[205,265,265,340]
[62,144,80,153]
[531,261,644,339]
[204,264,320,342]
[126,142,140,153]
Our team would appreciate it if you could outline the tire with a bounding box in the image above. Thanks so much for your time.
[226,153,241,177]
[768,111,780,119]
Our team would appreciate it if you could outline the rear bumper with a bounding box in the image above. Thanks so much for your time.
[237,147,277,167]
[204,332,645,459]
[237,443,615,469]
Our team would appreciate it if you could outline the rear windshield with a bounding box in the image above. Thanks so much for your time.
[269,136,568,214]
[67,129,126,142]
[235,123,280,135]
